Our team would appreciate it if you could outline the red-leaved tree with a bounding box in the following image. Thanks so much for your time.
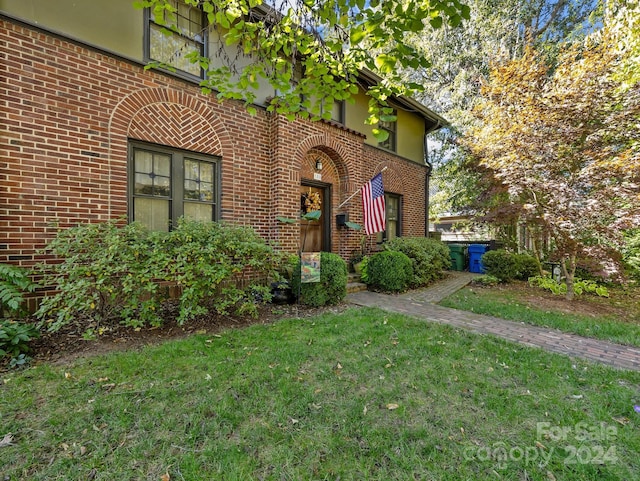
[464,5,640,299]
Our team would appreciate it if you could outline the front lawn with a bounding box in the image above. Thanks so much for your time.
[1,308,639,480]
[439,282,640,347]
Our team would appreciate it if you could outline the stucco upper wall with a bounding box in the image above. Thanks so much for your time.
[345,90,426,164]
[395,107,425,163]
[0,0,144,61]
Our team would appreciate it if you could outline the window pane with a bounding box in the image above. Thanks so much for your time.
[200,182,214,201]
[134,150,153,173]
[331,101,343,123]
[184,202,213,222]
[387,196,399,221]
[387,220,398,241]
[149,24,201,77]
[134,198,170,232]
[200,162,213,183]
[184,180,199,200]
[154,176,171,197]
[134,173,153,195]
[183,159,215,202]
[134,150,171,197]
[155,154,171,176]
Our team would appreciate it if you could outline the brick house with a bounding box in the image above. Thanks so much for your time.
[1,0,446,272]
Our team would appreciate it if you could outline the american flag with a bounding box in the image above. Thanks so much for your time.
[361,173,385,235]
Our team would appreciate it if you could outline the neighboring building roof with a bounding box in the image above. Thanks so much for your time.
[357,68,449,129]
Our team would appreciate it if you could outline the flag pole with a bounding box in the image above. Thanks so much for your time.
[337,167,387,210]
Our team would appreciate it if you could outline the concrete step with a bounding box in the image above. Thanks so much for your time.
[347,281,367,293]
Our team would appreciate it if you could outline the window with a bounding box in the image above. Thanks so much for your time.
[146,0,205,78]
[377,193,401,243]
[299,96,345,124]
[130,142,219,231]
[329,100,344,124]
[378,110,397,152]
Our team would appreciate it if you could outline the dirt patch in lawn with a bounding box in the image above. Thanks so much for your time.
[476,281,640,323]
[18,302,350,370]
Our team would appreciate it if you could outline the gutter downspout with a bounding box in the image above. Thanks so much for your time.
[424,121,441,237]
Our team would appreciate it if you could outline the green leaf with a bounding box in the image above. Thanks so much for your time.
[276,216,297,224]
[374,54,397,74]
[302,210,321,221]
[372,128,389,142]
[410,19,424,32]
[345,222,362,230]
[429,16,443,29]
[350,27,367,46]
[448,14,462,27]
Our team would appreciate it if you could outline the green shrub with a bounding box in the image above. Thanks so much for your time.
[159,219,277,323]
[513,253,539,280]
[291,252,347,307]
[36,219,278,332]
[1,263,39,317]
[36,220,164,332]
[622,229,640,280]
[472,274,500,286]
[359,256,370,283]
[0,320,39,363]
[528,276,610,297]
[384,237,450,287]
[366,250,413,293]
[481,250,518,282]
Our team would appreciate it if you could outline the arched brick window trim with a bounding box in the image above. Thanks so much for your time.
[107,87,235,217]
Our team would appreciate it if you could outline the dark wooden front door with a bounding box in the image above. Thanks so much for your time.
[300,184,329,252]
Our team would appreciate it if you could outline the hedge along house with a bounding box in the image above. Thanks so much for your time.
[0,0,446,275]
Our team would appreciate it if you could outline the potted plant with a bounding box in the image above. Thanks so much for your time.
[270,253,299,304]
[341,221,365,274]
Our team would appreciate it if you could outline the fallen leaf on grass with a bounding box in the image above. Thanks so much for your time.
[612,416,630,425]
[160,473,170,481]
[0,433,14,448]
[386,403,399,410]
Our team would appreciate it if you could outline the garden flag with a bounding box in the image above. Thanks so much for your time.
[361,173,385,235]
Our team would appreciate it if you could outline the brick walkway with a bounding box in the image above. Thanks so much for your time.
[347,272,640,372]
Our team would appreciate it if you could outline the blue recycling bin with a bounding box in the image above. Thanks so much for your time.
[468,244,488,273]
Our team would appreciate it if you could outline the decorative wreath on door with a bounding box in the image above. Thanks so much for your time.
[301,190,322,214]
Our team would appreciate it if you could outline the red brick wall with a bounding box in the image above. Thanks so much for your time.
[1,18,429,272]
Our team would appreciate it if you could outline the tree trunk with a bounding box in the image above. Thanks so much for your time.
[530,235,545,276]
[561,254,577,301]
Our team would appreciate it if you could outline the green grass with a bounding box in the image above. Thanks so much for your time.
[2,308,640,480]
[439,286,640,348]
